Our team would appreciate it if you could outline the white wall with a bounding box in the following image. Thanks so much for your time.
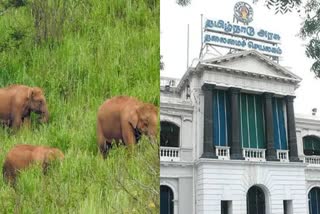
[196,160,307,214]
[160,164,194,214]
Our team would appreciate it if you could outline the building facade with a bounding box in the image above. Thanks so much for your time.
[160,50,320,214]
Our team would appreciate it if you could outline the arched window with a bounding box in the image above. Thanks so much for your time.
[303,135,320,155]
[309,187,320,214]
[247,186,265,214]
[160,185,174,214]
[160,121,179,147]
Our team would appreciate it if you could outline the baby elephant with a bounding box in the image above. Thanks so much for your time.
[2,144,64,185]
[97,96,158,158]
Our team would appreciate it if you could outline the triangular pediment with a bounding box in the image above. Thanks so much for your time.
[202,50,302,81]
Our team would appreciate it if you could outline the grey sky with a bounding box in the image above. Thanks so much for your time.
[160,0,320,115]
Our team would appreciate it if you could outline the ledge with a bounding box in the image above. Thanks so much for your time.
[195,158,306,168]
[160,161,194,167]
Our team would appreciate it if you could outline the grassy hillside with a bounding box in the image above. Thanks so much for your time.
[0,0,159,213]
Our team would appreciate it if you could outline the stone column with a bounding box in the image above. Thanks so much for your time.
[264,93,278,161]
[201,84,217,158]
[285,96,300,162]
[229,88,244,160]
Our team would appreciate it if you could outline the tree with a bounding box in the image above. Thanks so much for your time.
[176,0,301,12]
[299,0,320,77]
[267,0,320,77]
[265,0,301,14]
[176,0,191,7]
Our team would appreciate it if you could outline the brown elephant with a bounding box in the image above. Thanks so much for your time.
[97,96,158,158]
[0,84,49,129]
[2,144,64,185]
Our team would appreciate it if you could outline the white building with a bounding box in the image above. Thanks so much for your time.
[160,50,320,214]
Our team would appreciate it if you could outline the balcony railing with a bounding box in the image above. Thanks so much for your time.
[160,147,180,161]
[215,146,230,160]
[304,156,320,166]
[277,150,289,162]
[243,148,266,161]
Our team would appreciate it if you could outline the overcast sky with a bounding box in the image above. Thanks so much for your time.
[160,0,320,115]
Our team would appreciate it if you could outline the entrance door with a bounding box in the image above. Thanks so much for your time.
[247,186,265,214]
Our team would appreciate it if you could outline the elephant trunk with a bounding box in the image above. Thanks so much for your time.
[39,108,49,123]
[148,127,158,144]
[148,134,157,144]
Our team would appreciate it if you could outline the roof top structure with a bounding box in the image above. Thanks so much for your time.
[162,50,302,97]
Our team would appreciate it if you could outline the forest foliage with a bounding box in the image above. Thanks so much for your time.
[0,0,160,213]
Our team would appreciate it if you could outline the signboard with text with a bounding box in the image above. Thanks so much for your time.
[202,2,282,58]
[204,18,282,57]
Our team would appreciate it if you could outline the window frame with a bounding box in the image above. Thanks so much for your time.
[160,121,180,148]
[303,135,320,156]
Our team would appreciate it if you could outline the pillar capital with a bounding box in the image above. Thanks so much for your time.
[201,83,215,91]
[285,95,296,103]
[229,87,241,94]
[263,92,274,99]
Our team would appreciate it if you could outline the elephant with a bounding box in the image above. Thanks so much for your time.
[0,84,49,129]
[2,144,64,186]
[97,96,158,158]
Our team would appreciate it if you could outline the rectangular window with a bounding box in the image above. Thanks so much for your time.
[240,93,265,148]
[283,200,292,214]
[213,90,230,146]
[273,98,287,150]
[221,200,232,214]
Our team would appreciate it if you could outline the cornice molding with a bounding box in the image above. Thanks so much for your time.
[202,50,302,81]
[295,115,320,129]
[160,101,194,112]
[200,63,300,84]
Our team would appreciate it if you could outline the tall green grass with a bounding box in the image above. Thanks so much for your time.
[0,0,159,213]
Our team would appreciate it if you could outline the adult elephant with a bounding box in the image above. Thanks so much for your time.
[0,84,49,129]
[97,96,158,158]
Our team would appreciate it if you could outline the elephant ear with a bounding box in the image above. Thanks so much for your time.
[27,88,34,100]
[31,87,43,98]
[128,108,139,129]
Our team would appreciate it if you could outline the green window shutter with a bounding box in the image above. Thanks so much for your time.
[240,93,265,149]
[248,95,257,148]
[213,90,230,146]
[240,94,249,148]
[255,96,265,148]
[272,98,288,150]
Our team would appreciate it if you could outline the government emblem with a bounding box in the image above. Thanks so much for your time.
[233,1,254,25]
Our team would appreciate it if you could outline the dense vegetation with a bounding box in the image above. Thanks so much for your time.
[0,0,159,213]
